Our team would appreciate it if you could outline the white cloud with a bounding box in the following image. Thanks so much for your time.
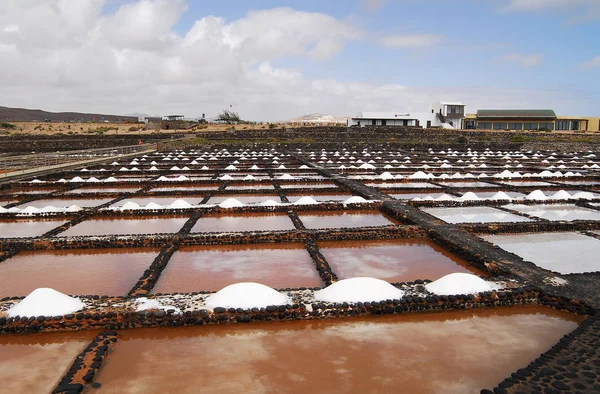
[380,34,443,49]
[500,53,544,67]
[0,0,595,120]
[581,55,600,69]
[504,0,600,23]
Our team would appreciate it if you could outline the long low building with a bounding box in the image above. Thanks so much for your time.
[464,110,600,132]
[347,102,466,129]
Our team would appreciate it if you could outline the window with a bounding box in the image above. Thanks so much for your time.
[493,122,507,130]
[555,120,570,130]
[372,119,376,126]
[538,122,553,130]
[447,105,464,115]
[381,119,387,126]
[508,123,523,130]
[477,122,492,129]
[523,122,538,130]
[572,121,580,130]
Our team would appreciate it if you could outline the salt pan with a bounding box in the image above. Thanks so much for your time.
[314,277,404,303]
[204,282,290,309]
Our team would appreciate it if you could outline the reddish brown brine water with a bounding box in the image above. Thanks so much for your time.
[59,216,189,236]
[0,219,67,238]
[299,210,397,229]
[0,331,97,394]
[113,196,205,207]
[318,238,485,282]
[152,244,322,293]
[0,248,159,297]
[93,306,581,394]
[191,212,294,233]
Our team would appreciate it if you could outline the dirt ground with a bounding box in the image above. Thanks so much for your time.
[0,121,343,136]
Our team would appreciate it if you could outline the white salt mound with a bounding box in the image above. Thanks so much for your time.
[314,277,404,303]
[8,288,85,318]
[220,174,234,180]
[460,192,480,201]
[144,202,163,210]
[260,199,280,206]
[218,198,244,208]
[425,273,492,295]
[490,191,512,201]
[278,173,295,180]
[169,199,193,209]
[526,190,547,200]
[294,196,318,205]
[343,196,367,204]
[204,282,289,309]
[379,172,394,180]
[121,201,141,210]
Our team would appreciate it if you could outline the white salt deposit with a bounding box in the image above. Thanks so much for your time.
[104,177,118,182]
[204,282,290,309]
[460,192,480,201]
[69,176,85,183]
[7,288,85,318]
[21,206,40,214]
[409,171,429,179]
[550,190,572,200]
[244,175,256,180]
[278,173,295,180]
[490,191,512,201]
[144,202,163,210]
[121,201,141,210]
[425,273,492,295]
[225,165,237,170]
[526,190,548,200]
[343,196,368,204]
[220,174,234,180]
[136,297,181,314]
[169,199,193,209]
[218,198,244,208]
[176,175,189,181]
[359,163,376,169]
[294,196,318,205]
[65,205,82,212]
[314,277,404,303]
[572,191,595,199]
[260,199,280,206]
[379,172,394,180]
[149,166,158,171]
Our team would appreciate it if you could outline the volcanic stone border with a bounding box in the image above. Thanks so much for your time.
[1,288,592,335]
[52,331,118,394]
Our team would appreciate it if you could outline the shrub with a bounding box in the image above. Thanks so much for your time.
[268,123,277,129]
[128,126,139,132]
[0,122,16,129]
[457,136,468,143]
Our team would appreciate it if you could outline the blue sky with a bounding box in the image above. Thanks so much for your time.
[1,0,599,119]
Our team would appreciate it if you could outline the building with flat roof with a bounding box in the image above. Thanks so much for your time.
[464,110,599,132]
[347,102,466,129]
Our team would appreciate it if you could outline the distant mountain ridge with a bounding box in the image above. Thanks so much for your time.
[0,106,138,122]
[283,113,348,124]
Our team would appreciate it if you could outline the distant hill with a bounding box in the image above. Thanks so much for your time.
[284,113,348,124]
[0,106,138,122]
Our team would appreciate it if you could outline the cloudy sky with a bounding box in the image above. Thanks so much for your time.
[1,0,599,120]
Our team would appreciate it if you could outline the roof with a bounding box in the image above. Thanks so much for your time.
[353,112,419,120]
[477,109,556,119]
[440,102,465,106]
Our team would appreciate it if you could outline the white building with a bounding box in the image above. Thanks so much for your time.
[347,102,466,129]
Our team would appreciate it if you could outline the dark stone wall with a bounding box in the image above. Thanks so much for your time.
[0,134,184,153]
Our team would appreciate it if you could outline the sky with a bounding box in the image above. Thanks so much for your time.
[0,0,599,121]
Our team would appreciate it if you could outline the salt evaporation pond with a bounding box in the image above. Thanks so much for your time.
[366,182,441,189]
[498,181,554,187]
[0,331,98,393]
[460,191,526,199]
[16,198,112,209]
[287,193,354,202]
[64,186,142,194]
[111,197,204,207]
[279,182,337,189]
[225,184,276,191]
[151,184,221,192]
[422,207,531,224]
[0,248,159,297]
[299,210,397,229]
[318,239,485,282]
[0,219,67,238]
[152,244,322,293]
[482,232,600,274]
[93,305,580,394]
[504,204,600,221]
[191,212,294,232]
[391,192,448,200]
[60,216,189,236]
[436,181,494,188]
[207,194,280,204]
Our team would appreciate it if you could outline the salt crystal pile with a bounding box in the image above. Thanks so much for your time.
[7,288,85,318]
[205,283,290,309]
[314,277,404,303]
[425,273,492,295]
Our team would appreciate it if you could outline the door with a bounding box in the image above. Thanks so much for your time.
[426,120,431,128]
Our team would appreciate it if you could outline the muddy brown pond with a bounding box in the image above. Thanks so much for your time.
[152,243,322,293]
[318,238,486,282]
[92,305,581,394]
[0,248,159,297]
